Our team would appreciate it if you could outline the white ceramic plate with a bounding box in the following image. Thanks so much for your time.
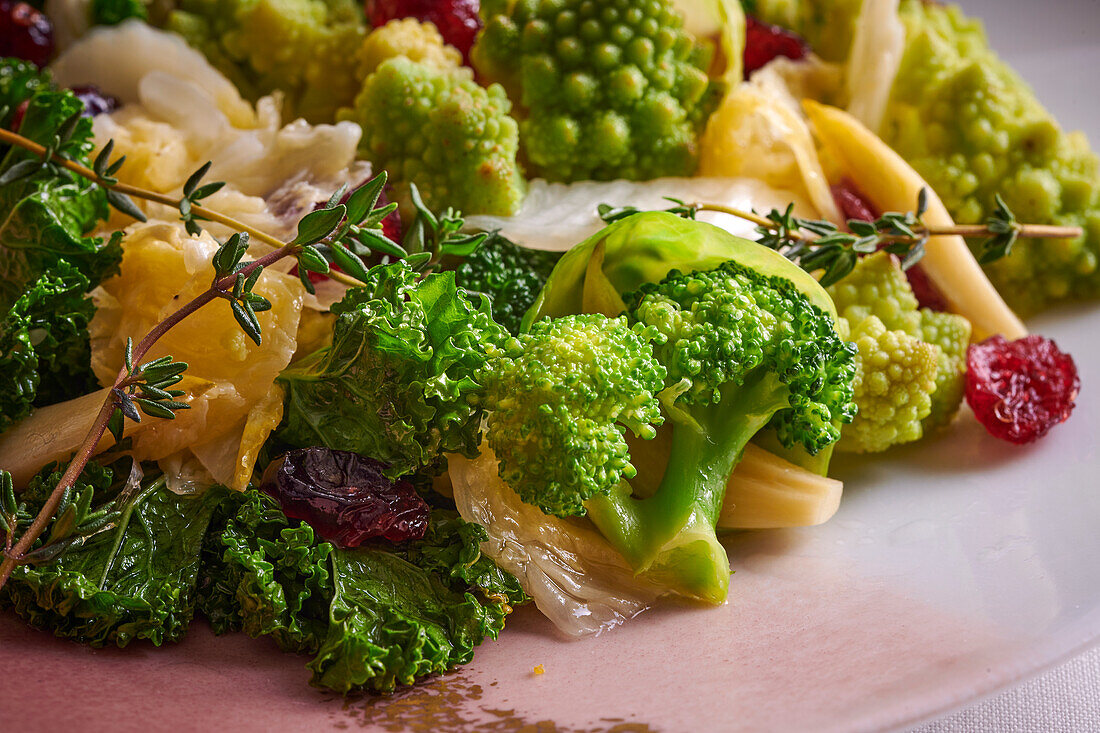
[2,2,1100,731]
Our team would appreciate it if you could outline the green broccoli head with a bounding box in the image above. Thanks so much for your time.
[341,56,526,216]
[585,259,855,603]
[473,0,715,182]
[836,315,939,453]
[277,261,510,478]
[630,262,858,455]
[919,308,971,431]
[482,313,665,517]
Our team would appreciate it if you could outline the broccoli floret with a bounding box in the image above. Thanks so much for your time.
[589,260,855,602]
[882,0,1100,315]
[340,54,525,216]
[452,234,561,335]
[492,233,856,602]
[472,0,716,182]
[482,314,666,517]
[836,315,938,454]
[277,261,510,478]
[919,308,971,431]
[163,0,364,123]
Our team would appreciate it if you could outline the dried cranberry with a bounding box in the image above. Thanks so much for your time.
[965,335,1080,445]
[903,263,949,312]
[743,15,809,78]
[832,181,878,224]
[0,0,53,68]
[366,0,481,63]
[71,85,120,117]
[261,447,430,546]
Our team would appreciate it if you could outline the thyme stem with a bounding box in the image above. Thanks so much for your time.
[692,203,1082,242]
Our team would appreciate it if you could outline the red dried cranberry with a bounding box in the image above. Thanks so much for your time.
[965,335,1080,445]
[0,1,53,68]
[261,447,430,546]
[71,85,120,117]
[832,180,878,224]
[902,263,949,312]
[366,0,481,63]
[743,15,809,78]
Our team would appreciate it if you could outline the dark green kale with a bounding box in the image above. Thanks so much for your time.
[198,490,525,694]
[277,261,510,478]
[0,62,120,312]
[90,0,148,25]
[452,233,562,335]
[0,261,98,431]
[196,489,333,652]
[0,460,228,647]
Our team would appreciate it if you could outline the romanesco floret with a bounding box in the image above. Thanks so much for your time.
[482,313,666,518]
[163,0,364,123]
[340,49,525,216]
[827,253,974,450]
[883,0,1100,315]
[355,18,464,78]
[472,0,715,182]
[919,308,971,431]
[838,315,939,453]
[827,250,922,335]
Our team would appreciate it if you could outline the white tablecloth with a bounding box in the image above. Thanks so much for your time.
[913,645,1100,732]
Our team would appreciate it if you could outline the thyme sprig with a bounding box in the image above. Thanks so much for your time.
[0,120,409,590]
[597,190,1083,287]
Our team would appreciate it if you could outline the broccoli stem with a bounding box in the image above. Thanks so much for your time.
[585,373,791,603]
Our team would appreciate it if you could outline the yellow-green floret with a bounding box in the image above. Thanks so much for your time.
[918,308,971,432]
[341,56,525,216]
[162,0,365,123]
[354,18,464,78]
[481,313,666,518]
[472,0,716,182]
[882,0,1100,315]
[827,249,922,334]
[827,253,972,451]
[838,315,939,453]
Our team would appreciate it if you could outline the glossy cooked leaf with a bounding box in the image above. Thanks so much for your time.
[277,262,509,478]
[1,465,228,647]
[197,491,523,694]
[0,262,97,431]
[308,545,509,694]
[196,490,332,652]
[0,81,118,311]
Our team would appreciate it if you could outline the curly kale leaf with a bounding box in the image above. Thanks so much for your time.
[196,489,333,652]
[309,544,509,693]
[198,491,523,694]
[90,0,148,25]
[452,233,562,335]
[0,261,98,430]
[0,63,119,311]
[1,461,228,647]
[278,262,509,477]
